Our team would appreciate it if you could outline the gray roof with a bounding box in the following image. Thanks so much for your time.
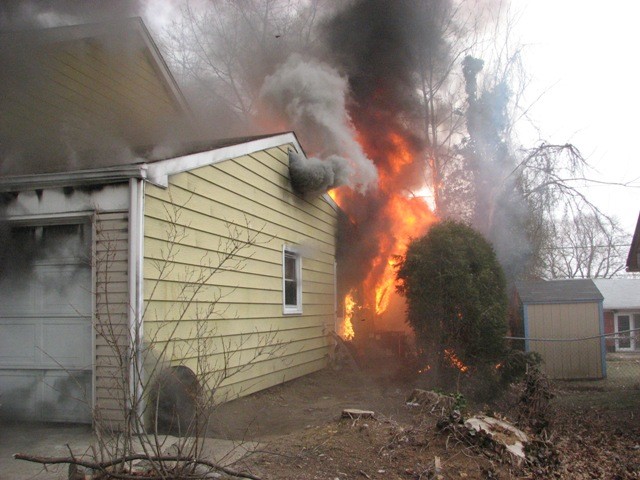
[516,279,603,304]
[592,278,640,310]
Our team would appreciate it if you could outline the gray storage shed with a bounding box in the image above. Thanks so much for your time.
[516,279,606,380]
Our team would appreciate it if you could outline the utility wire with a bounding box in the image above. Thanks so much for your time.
[505,327,640,342]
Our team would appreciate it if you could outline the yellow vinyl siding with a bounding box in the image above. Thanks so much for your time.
[94,212,129,430]
[526,302,603,379]
[143,145,337,400]
[145,174,336,251]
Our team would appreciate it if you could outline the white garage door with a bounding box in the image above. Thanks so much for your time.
[0,223,92,423]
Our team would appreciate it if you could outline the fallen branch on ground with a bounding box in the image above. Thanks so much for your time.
[13,452,262,480]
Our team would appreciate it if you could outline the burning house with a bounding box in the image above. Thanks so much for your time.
[0,19,339,427]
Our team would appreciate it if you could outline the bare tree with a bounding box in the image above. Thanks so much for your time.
[161,0,322,133]
[541,211,630,279]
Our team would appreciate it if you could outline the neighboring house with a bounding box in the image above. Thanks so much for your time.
[0,20,338,428]
[593,279,640,352]
[627,212,640,272]
[515,279,606,380]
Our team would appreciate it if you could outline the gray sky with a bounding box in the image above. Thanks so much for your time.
[512,0,640,233]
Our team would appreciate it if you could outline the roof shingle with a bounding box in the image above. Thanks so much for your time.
[516,279,603,304]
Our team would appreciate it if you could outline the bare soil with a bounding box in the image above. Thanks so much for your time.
[207,360,640,480]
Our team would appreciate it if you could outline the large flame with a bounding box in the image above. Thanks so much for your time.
[339,291,356,340]
[330,128,437,334]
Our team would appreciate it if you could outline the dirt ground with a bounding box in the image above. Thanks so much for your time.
[207,360,640,480]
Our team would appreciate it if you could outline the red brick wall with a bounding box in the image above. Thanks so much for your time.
[604,310,615,352]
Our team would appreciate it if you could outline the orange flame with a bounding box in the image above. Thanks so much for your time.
[418,364,432,374]
[338,291,356,340]
[371,194,436,314]
[330,107,438,333]
[444,349,469,373]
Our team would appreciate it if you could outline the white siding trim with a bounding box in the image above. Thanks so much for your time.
[128,178,146,430]
[91,215,98,428]
[146,133,303,187]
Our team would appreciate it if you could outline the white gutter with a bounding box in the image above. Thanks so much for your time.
[128,178,146,431]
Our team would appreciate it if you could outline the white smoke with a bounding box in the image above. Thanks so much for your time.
[260,54,378,191]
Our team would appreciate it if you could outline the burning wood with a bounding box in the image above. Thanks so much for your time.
[444,349,469,373]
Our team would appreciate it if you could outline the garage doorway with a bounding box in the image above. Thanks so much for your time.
[0,221,93,423]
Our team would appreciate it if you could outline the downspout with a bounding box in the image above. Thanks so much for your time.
[128,178,146,431]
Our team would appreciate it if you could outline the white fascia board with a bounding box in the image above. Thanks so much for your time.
[0,165,147,192]
[322,192,340,212]
[146,133,302,187]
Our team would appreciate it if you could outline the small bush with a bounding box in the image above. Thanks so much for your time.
[499,350,542,385]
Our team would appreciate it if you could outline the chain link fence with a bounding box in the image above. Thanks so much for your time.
[508,329,640,389]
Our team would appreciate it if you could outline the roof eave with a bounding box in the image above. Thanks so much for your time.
[521,298,604,305]
[0,164,147,192]
[146,132,304,187]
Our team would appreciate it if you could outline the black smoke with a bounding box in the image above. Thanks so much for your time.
[319,0,453,295]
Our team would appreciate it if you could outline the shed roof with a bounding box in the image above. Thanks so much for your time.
[592,278,640,310]
[516,279,603,304]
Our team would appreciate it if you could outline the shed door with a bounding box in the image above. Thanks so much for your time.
[0,223,92,423]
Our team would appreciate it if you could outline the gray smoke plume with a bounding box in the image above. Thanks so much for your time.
[261,55,377,191]
[288,149,351,196]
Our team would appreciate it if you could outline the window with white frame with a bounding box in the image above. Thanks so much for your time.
[615,313,640,351]
[283,246,302,314]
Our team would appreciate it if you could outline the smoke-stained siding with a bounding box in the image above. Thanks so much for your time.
[143,144,337,399]
[1,19,187,175]
[94,212,129,430]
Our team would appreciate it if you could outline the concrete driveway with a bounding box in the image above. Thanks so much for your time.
[0,420,260,480]
[0,421,93,480]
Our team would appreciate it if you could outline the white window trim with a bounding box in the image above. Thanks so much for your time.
[614,312,639,351]
[282,245,302,315]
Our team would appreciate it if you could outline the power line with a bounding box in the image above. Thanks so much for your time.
[505,327,640,343]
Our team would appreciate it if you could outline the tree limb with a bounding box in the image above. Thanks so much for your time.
[13,452,262,480]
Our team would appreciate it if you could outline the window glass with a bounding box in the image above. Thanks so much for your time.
[618,315,631,349]
[283,248,301,313]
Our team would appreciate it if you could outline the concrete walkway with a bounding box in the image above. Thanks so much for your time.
[0,422,94,480]
[0,421,260,480]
